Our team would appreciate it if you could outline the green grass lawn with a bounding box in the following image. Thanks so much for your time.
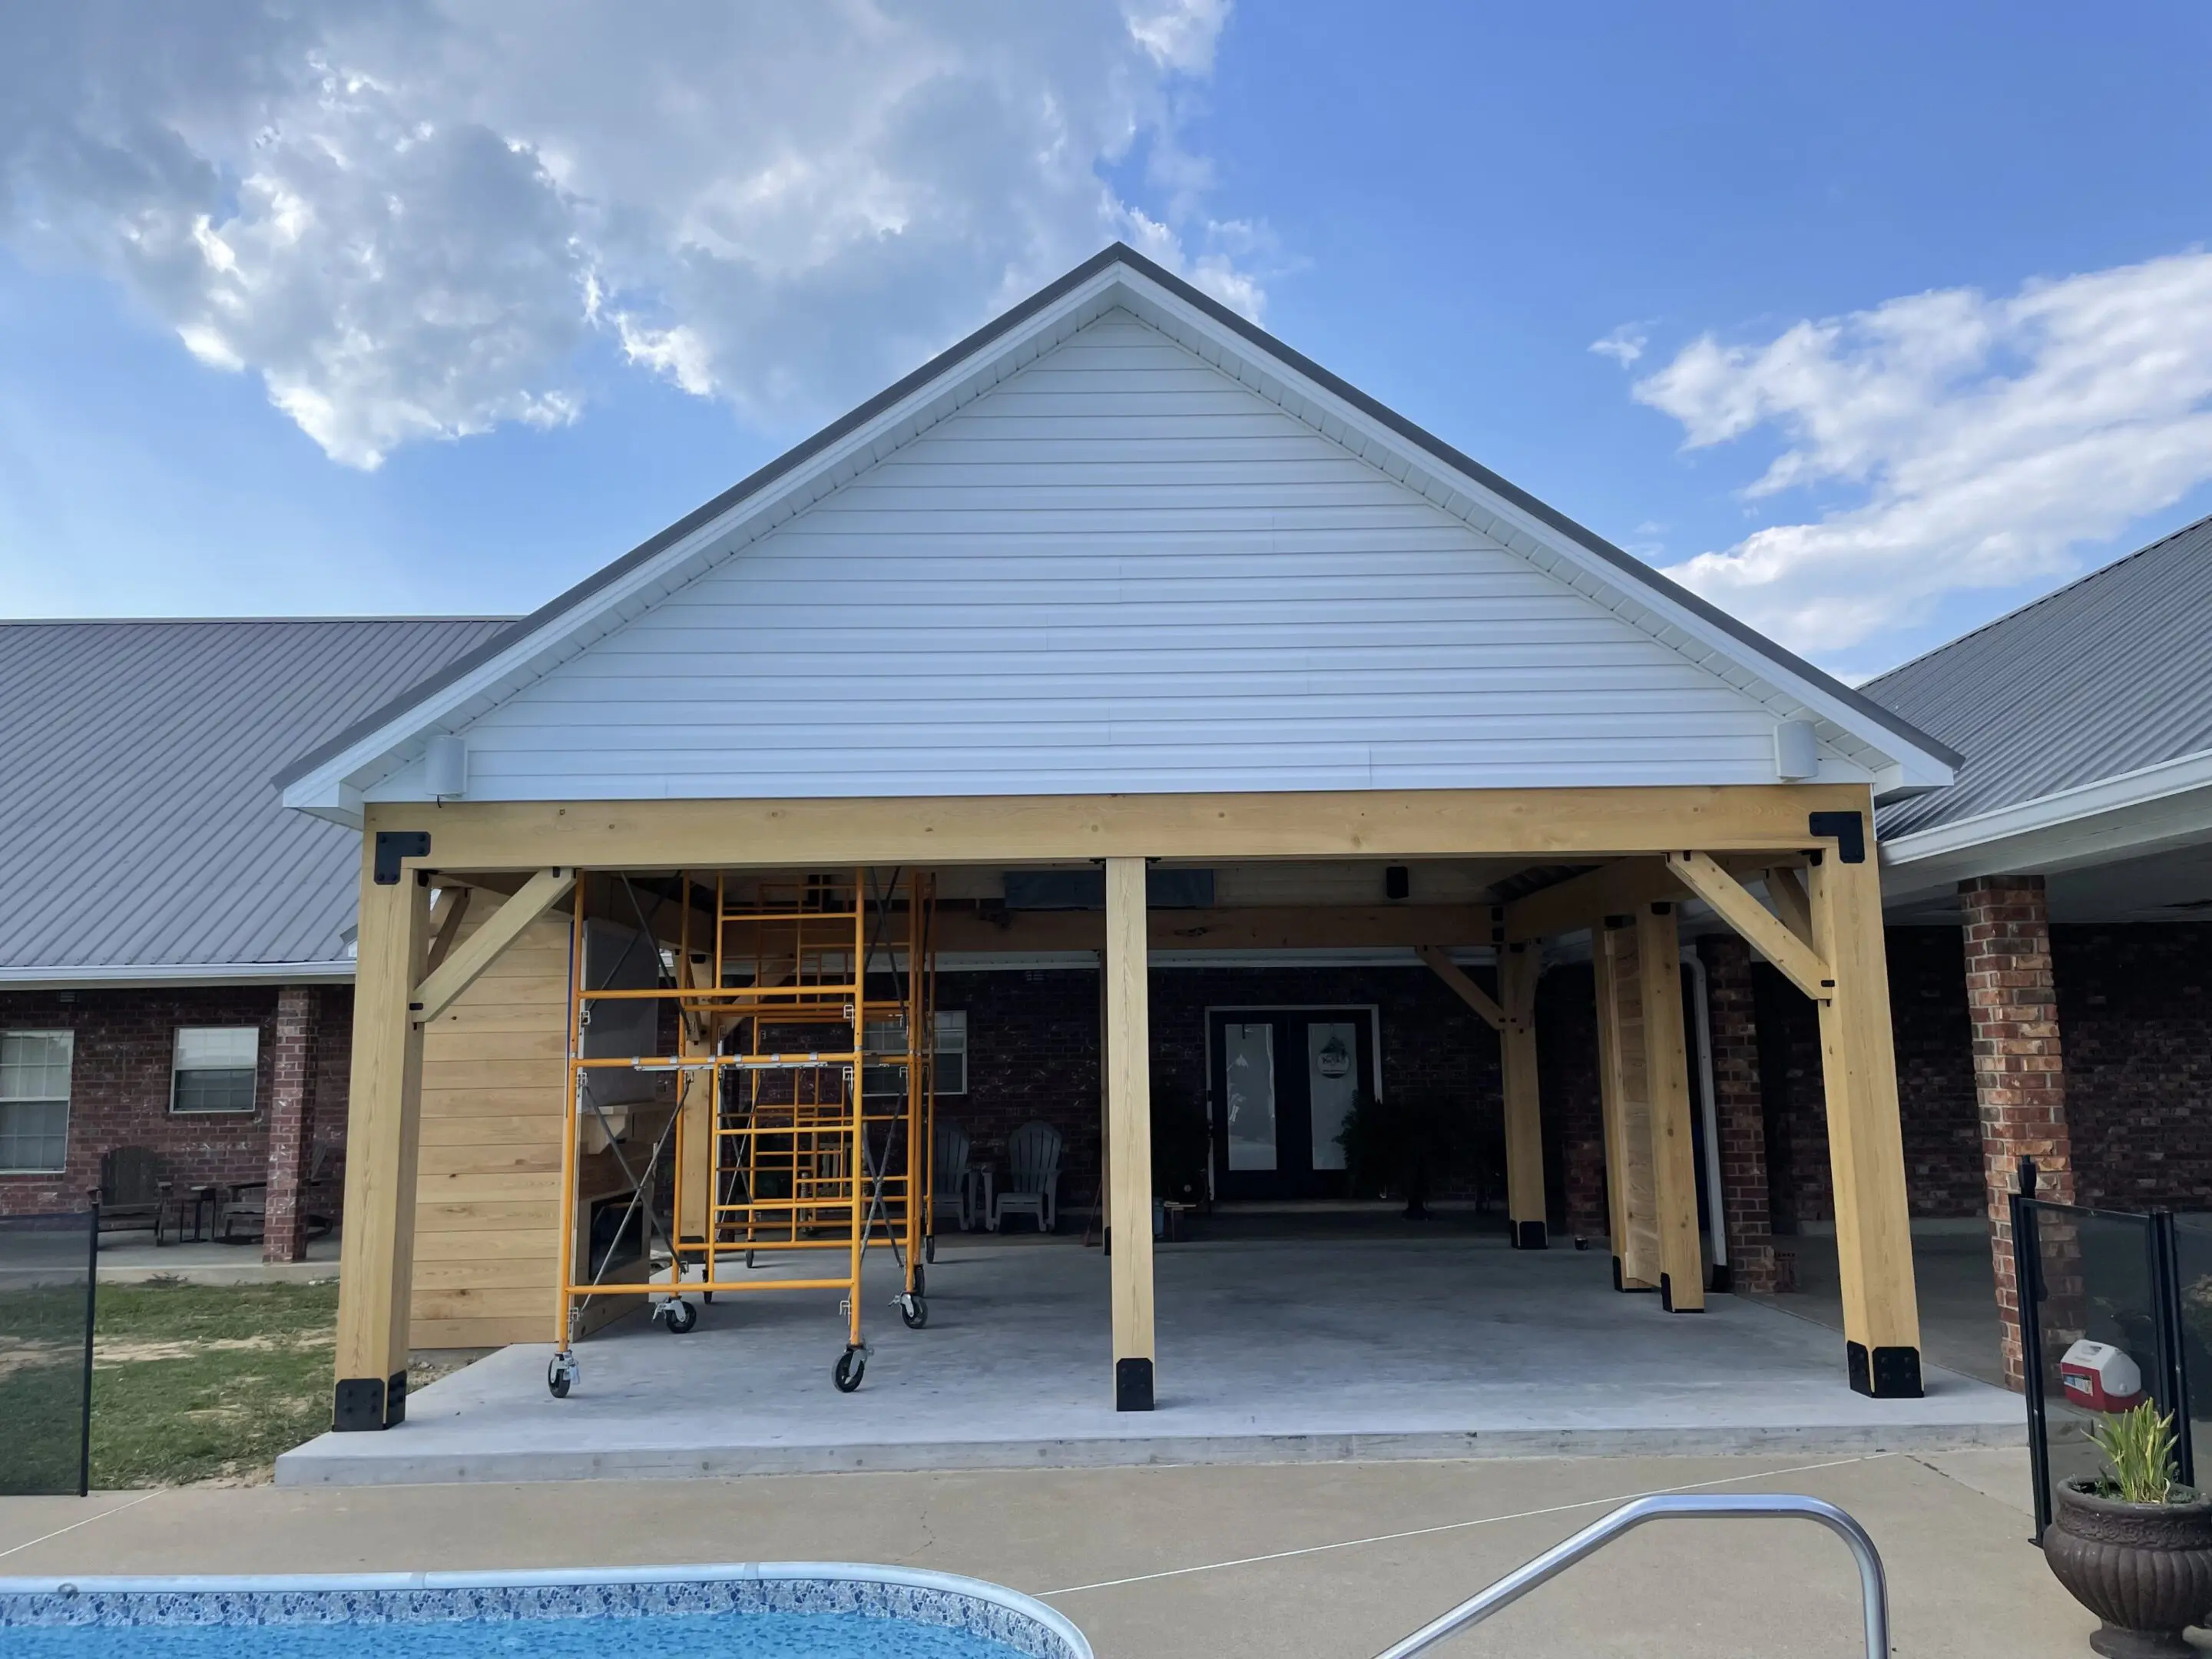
[0,1277,483,1489]
[85,1280,341,1487]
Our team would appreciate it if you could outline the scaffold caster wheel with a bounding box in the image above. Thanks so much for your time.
[745,1250,758,1270]
[833,1347,866,1392]
[925,1236,936,1265]
[547,1352,578,1399]
[900,1294,929,1330]
[664,1299,697,1334]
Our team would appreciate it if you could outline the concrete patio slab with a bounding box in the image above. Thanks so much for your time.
[276,1234,2022,1486]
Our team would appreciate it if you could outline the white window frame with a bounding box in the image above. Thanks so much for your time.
[171,1025,260,1115]
[0,1029,75,1174]
[860,1009,969,1097]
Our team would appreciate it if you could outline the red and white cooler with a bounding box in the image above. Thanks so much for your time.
[2059,1339,2147,1412]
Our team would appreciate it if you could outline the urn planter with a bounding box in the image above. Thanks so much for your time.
[2044,1478,2212,1657]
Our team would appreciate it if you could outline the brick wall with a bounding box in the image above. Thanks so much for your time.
[1756,926,1983,1229]
[2055,923,2212,1210]
[0,983,352,1224]
[1536,963,1605,1237]
[935,963,1511,1217]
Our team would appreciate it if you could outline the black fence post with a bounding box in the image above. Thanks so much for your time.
[79,1198,98,1498]
[2012,1157,2052,1542]
[2151,1210,2195,1488]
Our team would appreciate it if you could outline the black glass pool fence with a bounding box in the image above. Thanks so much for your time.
[2011,1159,2197,1541]
[0,1205,97,1496]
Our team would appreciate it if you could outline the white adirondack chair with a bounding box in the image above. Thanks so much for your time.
[991,1120,1065,1233]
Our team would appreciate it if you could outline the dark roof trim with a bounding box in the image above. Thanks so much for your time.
[276,243,1959,790]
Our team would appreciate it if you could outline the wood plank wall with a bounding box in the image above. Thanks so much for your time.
[410,896,572,1349]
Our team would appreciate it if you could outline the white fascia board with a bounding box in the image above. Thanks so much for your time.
[1879,748,2212,900]
[1113,272,1952,793]
[280,271,1136,815]
[0,960,359,989]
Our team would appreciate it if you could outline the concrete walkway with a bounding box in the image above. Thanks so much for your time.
[92,1231,340,1286]
[0,1449,2090,1657]
[278,1233,2020,1486]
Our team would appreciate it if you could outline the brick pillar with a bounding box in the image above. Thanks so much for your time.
[1697,933,1777,1293]
[263,984,322,1264]
[1959,875,2073,1389]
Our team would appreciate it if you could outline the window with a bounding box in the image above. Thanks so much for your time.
[0,1031,73,1173]
[859,1010,969,1097]
[172,1026,259,1114]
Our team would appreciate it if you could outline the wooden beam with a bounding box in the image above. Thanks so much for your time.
[1637,902,1705,1312]
[1664,852,1833,1003]
[1497,943,1547,1248]
[935,903,1502,955]
[423,886,472,975]
[1594,919,1659,1289]
[1504,859,1683,944]
[412,869,575,1025]
[367,784,1873,874]
[1415,945,1505,1031]
[1765,863,1813,947]
[333,853,430,1430]
[1809,836,1924,1396]
[1104,856,1155,1411]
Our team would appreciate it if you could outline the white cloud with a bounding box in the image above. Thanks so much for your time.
[1588,323,1645,366]
[0,1,1258,468]
[1624,252,2212,654]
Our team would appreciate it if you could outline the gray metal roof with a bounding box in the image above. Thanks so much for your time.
[0,618,508,977]
[276,241,1957,795]
[1867,513,2212,839]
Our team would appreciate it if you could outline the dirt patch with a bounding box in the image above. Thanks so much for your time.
[0,1335,73,1379]
[96,1333,333,1367]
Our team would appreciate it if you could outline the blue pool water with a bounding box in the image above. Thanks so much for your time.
[5,1608,1033,1658]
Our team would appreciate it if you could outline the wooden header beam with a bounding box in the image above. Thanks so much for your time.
[934,903,1498,955]
[363,784,1873,875]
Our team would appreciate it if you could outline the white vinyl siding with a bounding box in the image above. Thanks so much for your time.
[172,1026,258,1114]
[398,310,1836,803]
[0,1030,73,1173]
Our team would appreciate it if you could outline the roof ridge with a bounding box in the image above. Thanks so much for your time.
[1864,508,2212,689]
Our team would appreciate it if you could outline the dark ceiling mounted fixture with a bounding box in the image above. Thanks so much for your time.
[1384,865,1410,902]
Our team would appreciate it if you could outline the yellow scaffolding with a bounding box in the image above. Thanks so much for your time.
[548,868,935,1396]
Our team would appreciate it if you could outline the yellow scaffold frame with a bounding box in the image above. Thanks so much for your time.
[546,867,935,1396]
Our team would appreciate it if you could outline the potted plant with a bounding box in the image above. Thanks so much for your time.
[2043,1399,2212,1656]
[1336,1088,1471,1219]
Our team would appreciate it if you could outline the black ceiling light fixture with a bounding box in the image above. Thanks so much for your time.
[1385,865,1410,902]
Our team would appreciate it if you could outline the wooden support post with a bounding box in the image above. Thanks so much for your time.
[1104,856,1155,1410]
[332,846,431,1430]
[1498,944,1546,1249]
[1637,902,1705,1312]
[677,941,714,1247]
[1810,836,1924,1396]
[1594,919,1660,1289]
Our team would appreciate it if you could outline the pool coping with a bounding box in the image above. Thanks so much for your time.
[0,1561,1092,1659]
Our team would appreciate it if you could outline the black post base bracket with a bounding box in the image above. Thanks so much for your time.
[1114,1356,1155,1412]
[1847,1341,1923,1399]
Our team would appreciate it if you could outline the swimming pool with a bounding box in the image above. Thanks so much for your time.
[0,1561,1091,1659]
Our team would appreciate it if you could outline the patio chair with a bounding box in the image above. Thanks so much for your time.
[932,1120,975,1231]
[220,1145,338,1244]
[94,1146,177,1245]
[991,1120,1064,1233]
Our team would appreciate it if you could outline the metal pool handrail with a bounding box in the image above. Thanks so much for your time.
[1370,1492,1889,1659]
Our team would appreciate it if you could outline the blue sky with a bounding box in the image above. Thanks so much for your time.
[4,2,2209,680]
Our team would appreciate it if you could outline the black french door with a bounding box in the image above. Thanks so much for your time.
[1206,1008,1376,1201]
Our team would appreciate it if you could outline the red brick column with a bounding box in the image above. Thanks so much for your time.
[1959,875,2074,1389]
[1697,934,1777,1293]
[263,984,322,1264]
